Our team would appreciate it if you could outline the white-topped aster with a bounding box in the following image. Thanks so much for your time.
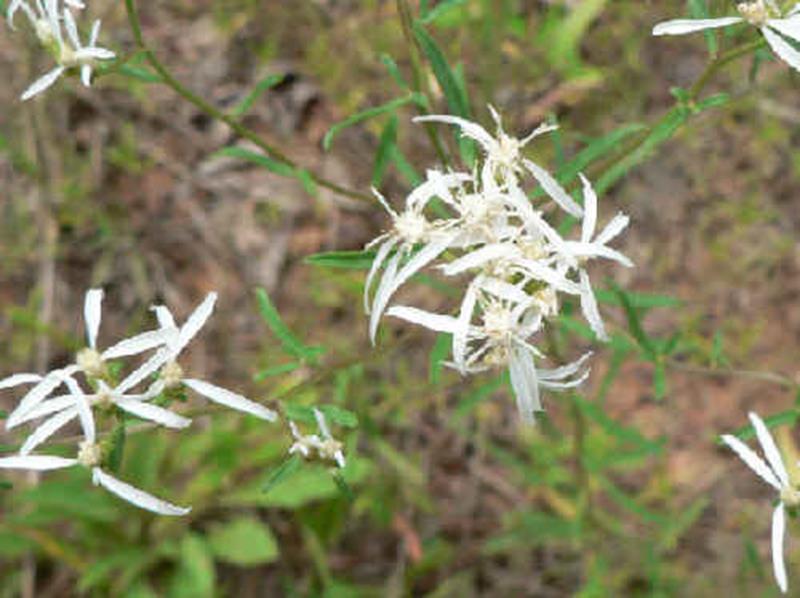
[653,1,800,73]
[15,3,115,101]
[721,412,797,594]
[288,408,346,468]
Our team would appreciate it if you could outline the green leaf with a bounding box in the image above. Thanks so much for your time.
[106,422,126,473]
[284,404,358,428]
[332,470,355,501]
[725,409,799,443]
[688,0,717,56]
[596,107,689,194]
[262,454,303,494]
[231,74,285,118]
[169,534,215,598]
[380,54,410,89]
[117,64,161,83]
[254,361,303,381]
[214,146,296,178]
[373,115,398,187]
[610,284,657,359]
[208,516,279,566]
[79,548,147,592]
[323,93,426,151]
[429,332,451,384]
[390,145,422,185]
[0,409,7,419]
[554,126,646,187]
[413,24,470,117]
[305,249,376,270]
[418,0,468,24]
[254,288,322,361]
[545,0,607,72]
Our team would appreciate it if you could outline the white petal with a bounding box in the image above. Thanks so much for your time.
[84,289,104,350]
[652,17,743,36]
[174,293,217,355]
[767,16,800,42]
[453,276,481,373]
[13,395,76,425]
[579,174,597,243]
[480,278,531,305]
[364,238,397,314]
[115,399,192,429]
[74,47,115,61]
[6,0,23,28]
[386,306,460,334]
[7,370,70,428]
[92,468,190,516]
[749,412,789,487]
[81,64,93,87]
[114,347,171,394]
[763,25,800,73]
[102,328,175,360]
[369,250,401,344]
[0,373,42,390]
[313,408,332,440]
[64,376,95,444]
[152,305,177,330]
[520,122,559,146]
[595,213,630,246]
[515,258,582,294]
[721,434,781,490]
[63,6,81,49]
[183,378,277,421]
[509,345,541,423]
[370,234,456,343]
[772,503,788,594]
[441,244,510,276]
[562,242,634,267]
[413,115,498,155]
[21,66,66,101]
[0,455,77,470]
[524,160,583,218]
[538,351,593,382]
[579,270,608,341]
[20,408,78,456]
[88,18,101,47]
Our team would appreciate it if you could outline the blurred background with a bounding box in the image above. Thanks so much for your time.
[1,0,800,595]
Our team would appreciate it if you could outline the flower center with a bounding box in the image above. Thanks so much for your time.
[482,303,514,342]
[737,1,772,25]
[35,18,56,44]
[781,485,800,507]
[77,441,102,467]
[394,211,429,244]
[318,438,344,462]
[76,348,106,379]
[161,360,185,389]
[495,134,521,168]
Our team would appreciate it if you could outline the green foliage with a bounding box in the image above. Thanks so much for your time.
[255,287,324,363]
[214,147,317,196]
[207,516,279,566]
[231,74,286,118]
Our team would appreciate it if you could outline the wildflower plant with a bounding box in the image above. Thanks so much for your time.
[3,0,800,594]
[366,109,631,422]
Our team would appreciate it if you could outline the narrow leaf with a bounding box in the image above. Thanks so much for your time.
[262,454,302,494]
[254,288,319,361]
[231,74,285,118]
[413,24,470,117]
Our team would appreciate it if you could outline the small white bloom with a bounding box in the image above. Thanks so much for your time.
[653,1,800,73]
[721,412,797,594]
[288,408,346,468]
[138,294,278,422]
[0,449,190,516]
[20,6,115,101]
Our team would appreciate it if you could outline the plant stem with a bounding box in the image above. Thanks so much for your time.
[122,0,371,203]
[396,0,451,167]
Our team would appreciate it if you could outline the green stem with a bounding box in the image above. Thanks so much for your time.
[396,0,451,167]
[122,0,371,203]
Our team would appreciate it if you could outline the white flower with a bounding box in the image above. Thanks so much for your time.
[132,293,278,422]
[288,408,345,468]
[721,412,798,594]
[364,174,466,343]
[3,289,173,429]
[415,107,583,217]
[0,448,190,516]
[653,1,800,73]
[20,5,115,101]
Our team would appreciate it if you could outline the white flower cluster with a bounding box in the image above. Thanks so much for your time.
[288,408,346,469]
[653,1,800,72]
[722,412,799,594]
[0,289,277,515]
[6,0,115,100]
[364,108,632,423]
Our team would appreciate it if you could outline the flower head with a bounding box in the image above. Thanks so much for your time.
[288,408,346,468]
[653,1,800,73]
[721,412,796,593]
